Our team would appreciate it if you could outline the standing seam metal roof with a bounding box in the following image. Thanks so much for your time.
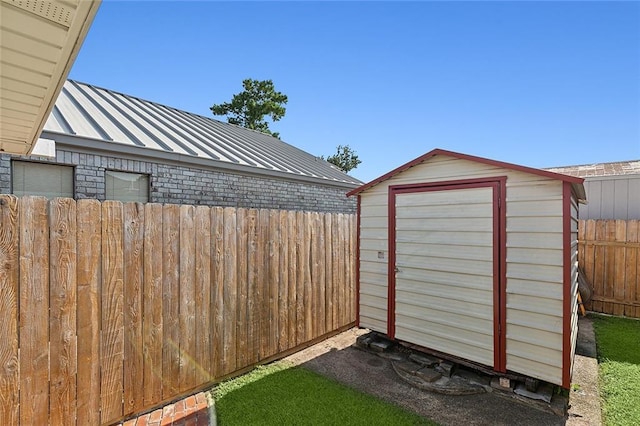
[42,80,362,186]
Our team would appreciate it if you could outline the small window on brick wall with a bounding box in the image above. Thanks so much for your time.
[12,161,74,198]
[105,171,149,203]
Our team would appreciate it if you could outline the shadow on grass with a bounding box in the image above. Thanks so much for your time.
[213,363,433,426]
[592,314,640,365]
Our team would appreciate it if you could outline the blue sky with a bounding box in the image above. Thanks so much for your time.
[69,1,640,183]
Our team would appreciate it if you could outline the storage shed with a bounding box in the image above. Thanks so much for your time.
[348,149,586,388]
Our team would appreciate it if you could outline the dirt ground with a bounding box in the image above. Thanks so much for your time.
[285,322,600,426]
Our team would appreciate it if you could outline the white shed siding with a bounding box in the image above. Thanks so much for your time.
[358,154,568,385]
[394,188,495,366]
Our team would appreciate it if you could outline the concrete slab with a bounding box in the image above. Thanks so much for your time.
[567,315,602,425]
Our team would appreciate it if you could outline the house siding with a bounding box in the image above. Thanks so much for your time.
[358,154,570,385]
[580,175,640,220]
[0,151,356,214]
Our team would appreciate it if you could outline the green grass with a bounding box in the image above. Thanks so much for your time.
[211,362,436,425]
[593,314,640,426]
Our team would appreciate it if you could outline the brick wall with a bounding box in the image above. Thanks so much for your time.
[0,150,356,214]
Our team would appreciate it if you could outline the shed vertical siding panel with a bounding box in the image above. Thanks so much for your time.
[18,197,49,426]
[0,195,19,425]
[580,176,640,220]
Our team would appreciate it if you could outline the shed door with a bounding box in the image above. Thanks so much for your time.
[392,183,502,369]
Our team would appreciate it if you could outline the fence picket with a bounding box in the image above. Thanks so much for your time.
[269,210,280,357]
[77,199,101,425]
[0,195,19,425]
[123,202,144,415]
[143,203,163,405]
[179,205,196,391]
[278,210,289,352]
[222,207,237,375]
[162,204,180,398]
[195,206,212,382]
[101,201,124,424]
[211,207,225,378]
[18,197,49,426]
[288,211,298,347]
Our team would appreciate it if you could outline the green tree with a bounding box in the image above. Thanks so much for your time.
[211,79,288,138]
[323,145,362,173]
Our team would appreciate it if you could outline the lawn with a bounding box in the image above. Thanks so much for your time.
[593,314,640,426]
[211,362,436,425]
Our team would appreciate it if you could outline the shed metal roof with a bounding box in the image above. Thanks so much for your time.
[41,80,362,188]
[545,160,640,178]
[347,148,586,201]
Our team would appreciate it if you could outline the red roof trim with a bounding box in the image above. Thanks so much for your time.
[347,148,584,196]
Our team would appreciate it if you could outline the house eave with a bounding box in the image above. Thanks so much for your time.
[41,131,361,190]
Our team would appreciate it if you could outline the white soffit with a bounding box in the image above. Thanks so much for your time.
[0,0,101,155]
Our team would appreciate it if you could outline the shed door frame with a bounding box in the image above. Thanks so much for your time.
[388,176,507,373]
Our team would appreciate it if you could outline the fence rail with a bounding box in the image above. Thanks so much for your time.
[579,219,640,318]
[0,195,356,425]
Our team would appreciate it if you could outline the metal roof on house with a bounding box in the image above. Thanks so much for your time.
[41,80,362,187]
[545,160,640,178]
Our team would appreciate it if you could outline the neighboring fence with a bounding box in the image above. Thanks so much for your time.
[579,219,640,318]
[0,195,356,425]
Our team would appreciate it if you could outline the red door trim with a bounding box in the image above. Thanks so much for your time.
[388,177,507,373]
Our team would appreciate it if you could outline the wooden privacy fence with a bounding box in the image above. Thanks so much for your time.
[579,219,640,318]
[0,195,356,425]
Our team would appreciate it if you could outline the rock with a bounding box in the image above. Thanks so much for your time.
[370,339,393,353]
[435,361,455,377]
[415,367,442,383]
[409,353,439,367]
[394,360,422,375]
[378,351,405,361]
[514,382,554,403]
[491,377,514,392]
[355,334,374,349]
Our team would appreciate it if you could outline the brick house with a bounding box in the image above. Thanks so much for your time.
[1,80,360,213]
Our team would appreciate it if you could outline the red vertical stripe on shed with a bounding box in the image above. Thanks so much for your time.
[387,189,396,339]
